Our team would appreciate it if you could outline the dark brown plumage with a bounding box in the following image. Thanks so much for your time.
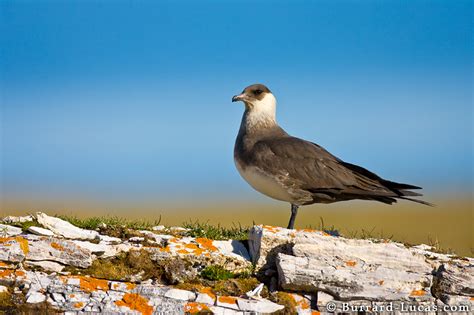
[232,84,430,229]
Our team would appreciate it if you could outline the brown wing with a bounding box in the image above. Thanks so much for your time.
[250,136,404,204]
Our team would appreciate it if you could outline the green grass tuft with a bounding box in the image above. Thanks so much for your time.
[200,265,235,281]
[182,220,249,240]
[55,214,162,231]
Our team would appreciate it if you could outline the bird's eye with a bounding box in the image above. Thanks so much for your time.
[254,90,263,95]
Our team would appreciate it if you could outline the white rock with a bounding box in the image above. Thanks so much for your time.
[0,235,28,262]
[237,298,285,313]
[27,260,65,272]
[35,212,98,240]
[248,225,296,272]
[213,240,251,261]
[26,235,93,268]
[0,285,8,293]
[0,224,22,236]
[164,288,196,301]
[26,291,47,303]
[195,292,216,305]
[72,240,108,255]
[2,215,34,224]
[27,226,55,236]
[276,229,435,302]
[216,296,240,310]
[152,225,166,231]
[98,234,122,243]
[128,236,145,242]
[209,306,242,315]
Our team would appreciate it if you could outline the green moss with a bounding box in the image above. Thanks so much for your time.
[201,266,235,281]
[0,291,14,309]
[212,277,264,297]
[69,249,164,281]
[269,292,298,315]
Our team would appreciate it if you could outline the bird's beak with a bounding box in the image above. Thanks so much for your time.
[232,93,245,102]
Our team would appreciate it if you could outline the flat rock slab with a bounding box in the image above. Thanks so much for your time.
[35,212,99,240]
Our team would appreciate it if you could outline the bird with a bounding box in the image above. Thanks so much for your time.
[232,83,430,229]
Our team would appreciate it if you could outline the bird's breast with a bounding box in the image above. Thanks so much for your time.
[234,158,293,203]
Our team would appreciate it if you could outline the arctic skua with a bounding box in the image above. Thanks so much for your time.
[232,83,430,229]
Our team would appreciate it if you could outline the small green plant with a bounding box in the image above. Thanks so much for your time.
[200,266,235,281]
[182,220,249,241]
[55,215,161,231]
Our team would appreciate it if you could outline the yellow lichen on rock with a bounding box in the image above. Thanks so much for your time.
[115,293,153,315]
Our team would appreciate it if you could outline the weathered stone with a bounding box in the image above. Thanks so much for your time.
[0,236,29,262]
[2,215,34,224]
[248,225,296,273]
[214,240,251,261]
[27,226,55,236]
[432,261,474,305]
[26,260,65,272]
[276,229,436,302]
[26,291,47,303]
[26,235,93,268]
[35,212,98,240]
[0,224,22,237]
[0,285,8,293]
[164,288,196,301]
[142,236,251,286]
[237,298,285,313]
[216,296,240,310]
[97,234,122,244]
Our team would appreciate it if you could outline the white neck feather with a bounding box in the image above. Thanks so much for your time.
[243,93,277,130]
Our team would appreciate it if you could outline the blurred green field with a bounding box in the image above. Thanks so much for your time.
[3,196,472,256]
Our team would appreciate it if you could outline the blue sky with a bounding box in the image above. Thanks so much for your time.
[1,0,472,206]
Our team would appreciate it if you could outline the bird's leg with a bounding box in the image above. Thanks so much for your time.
[287,204,299,229]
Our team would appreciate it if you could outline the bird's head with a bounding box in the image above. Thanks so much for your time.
[232,84,276,113]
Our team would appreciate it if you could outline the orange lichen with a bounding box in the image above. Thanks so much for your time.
[50,242,65,251]
[196,238,218,251]
[0,269,13,278]
[126,282,136,290]
[15,270,25,277]
[379,280,384,285]
[193,248,205,256]
[67,276,109,292]
[0,261,8,267]
[262,225,279,233]
[184,302,210,313]
[15,236,29,254]
[177,249,189,254]
[73,302,84,308]
[199,287,216,300]
[300,228,316,233]
[218,296,237,304]
[312,312,321,315]
[159,246,170,252]
[69,294,75,298]
[115,293,153,315]
[345,260,357,267]
[410,289,426,296]
[169,238,180,243]
[299,298,310,309]
[322,231,330,236]
[185,244,199,250]
[470,297,474,301]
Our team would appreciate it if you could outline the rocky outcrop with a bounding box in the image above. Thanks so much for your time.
[1,214,472,314]
[249,225,474,313]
